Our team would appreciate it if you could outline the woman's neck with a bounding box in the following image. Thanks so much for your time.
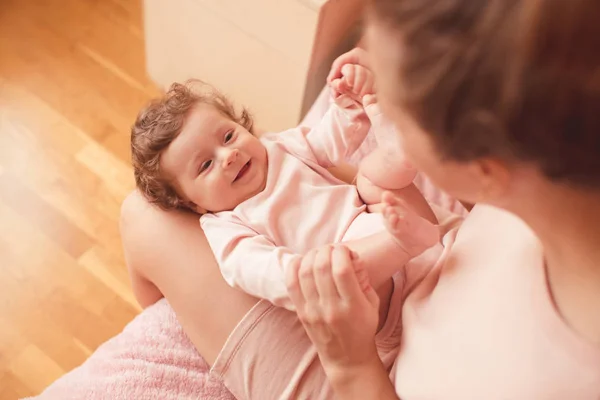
[506,179,600,344]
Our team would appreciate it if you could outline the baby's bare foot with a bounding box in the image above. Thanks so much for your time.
[382,192,439,257]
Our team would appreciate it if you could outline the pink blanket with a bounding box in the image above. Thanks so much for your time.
[27,88,465,400]
[25,299,235,400]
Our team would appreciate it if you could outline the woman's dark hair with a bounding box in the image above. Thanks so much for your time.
[369,0,600,188]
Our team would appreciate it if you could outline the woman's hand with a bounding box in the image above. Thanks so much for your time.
[285,245,381,374]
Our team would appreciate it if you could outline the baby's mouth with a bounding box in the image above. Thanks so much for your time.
[234,160,251,182]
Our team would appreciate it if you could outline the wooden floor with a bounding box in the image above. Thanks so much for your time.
[0,1,162,398]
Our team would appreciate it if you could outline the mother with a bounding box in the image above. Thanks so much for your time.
[121,0,600,398]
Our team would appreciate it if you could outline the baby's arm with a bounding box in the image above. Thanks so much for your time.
[285,64,378,168]
[201,214,300,311]
[327,65,437,223]
[201,202,439,312]
[294,95,372,168]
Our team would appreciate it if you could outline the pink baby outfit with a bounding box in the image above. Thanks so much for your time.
[200,95,385,310]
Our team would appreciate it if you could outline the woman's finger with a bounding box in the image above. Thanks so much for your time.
[363,280,380,309]
[331,246,364,300]
[313,245,341,303]
[299,249,320,305]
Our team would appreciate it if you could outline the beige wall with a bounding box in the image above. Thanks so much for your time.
[143,0,363,131]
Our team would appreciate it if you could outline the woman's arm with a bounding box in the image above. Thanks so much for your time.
[285,245,400,399]
[328,357,398,400]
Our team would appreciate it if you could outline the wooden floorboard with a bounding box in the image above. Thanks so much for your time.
[0,0,156,396]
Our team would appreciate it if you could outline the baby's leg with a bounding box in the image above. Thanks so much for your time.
[358,148,417,196]
[356,150,437,223]
[341,211,438,290]
[380,191,442,252]
[120,191,259,366]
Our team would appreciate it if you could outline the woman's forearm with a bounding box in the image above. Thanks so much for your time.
[326,356,399,399]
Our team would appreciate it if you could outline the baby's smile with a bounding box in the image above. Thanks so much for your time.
[233,160,252,183]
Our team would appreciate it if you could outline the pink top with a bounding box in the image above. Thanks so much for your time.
[200,96,374,310]
[394,205,600,399]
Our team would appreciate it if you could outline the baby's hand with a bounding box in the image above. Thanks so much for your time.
[330,64,375,105]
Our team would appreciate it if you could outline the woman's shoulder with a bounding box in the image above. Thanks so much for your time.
[402,204,538,293]
[395,204,600,399]
[437,204,544,279]
[455,204,541,252]
[405,204,543,302]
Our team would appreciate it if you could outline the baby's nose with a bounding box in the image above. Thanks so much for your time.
[222,148,239,167]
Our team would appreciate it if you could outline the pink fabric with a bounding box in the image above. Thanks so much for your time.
[25,299,235,400]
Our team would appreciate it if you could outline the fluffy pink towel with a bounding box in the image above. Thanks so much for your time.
[25,299,235,400]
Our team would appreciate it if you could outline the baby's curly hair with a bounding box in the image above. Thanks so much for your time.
[131,79,254,211]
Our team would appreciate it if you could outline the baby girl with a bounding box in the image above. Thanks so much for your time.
[131,65,438,310]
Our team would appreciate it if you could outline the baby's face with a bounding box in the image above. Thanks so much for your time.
[161,103,268,213]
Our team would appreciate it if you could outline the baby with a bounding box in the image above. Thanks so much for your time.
[131,65,438,310]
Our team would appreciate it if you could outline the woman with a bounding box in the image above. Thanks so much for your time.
[121,0,600,398]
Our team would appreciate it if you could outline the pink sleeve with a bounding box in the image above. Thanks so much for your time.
[281,95,371,168]
[200,214,299,311]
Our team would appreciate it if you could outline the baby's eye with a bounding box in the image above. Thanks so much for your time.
[199,159,212,173]
[224,130,234,143]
